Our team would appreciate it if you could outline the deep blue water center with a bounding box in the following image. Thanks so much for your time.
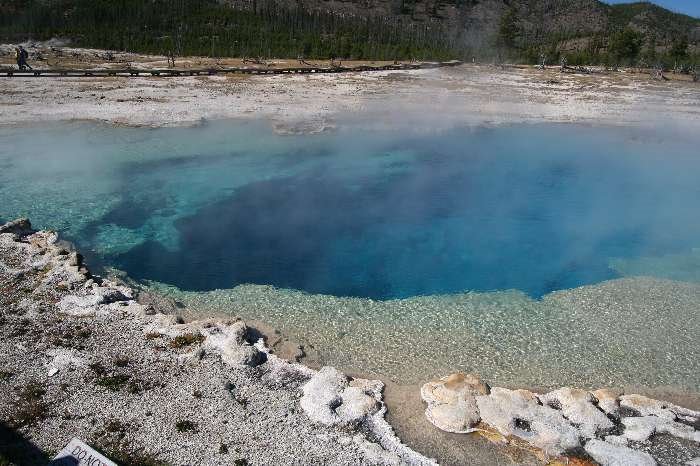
[1,121,699,299]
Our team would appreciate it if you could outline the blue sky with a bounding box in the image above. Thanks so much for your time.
[604,0,700,18]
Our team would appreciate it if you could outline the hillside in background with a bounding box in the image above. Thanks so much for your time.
[0,0,698,64]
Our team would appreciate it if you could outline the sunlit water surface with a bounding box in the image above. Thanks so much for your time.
[1,120,698,390]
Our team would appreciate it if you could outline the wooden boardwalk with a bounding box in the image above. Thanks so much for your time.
[0,60,461,78]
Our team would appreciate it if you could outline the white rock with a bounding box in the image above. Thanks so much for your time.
[48,367,59,377]
[539,387,614,438]
[203,321,248,349]
[142,313,179,335]
[475,387,580,456]
[56,284,131,316]
[355,437,402,466]
[109,300,147,316]
[46,348,89,370]
[620,394,700,421]
[57,293,102,312]
[301,366,348,426]
[622,416,700,443]
[592,388,622,416]
[585,439,656,466]
[421,373,489,434]
[338,386,381,425]
[198,320,265,367]
[425,396,481,434]
[223,344,266,367]
[604,435,628,447]
[421,373,490,405]
[93,286,129,303]
[301,367,382,428]
[620,416,657,442]
[349,377,384,395]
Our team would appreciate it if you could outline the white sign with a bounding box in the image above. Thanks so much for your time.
[49,438,117,466]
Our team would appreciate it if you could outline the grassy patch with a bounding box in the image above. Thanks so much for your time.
[9,381,49,427]
[107,450,171,466]
[76,327,92,339]
[95,419,170,465]
[104,419,128,435]
[169,333,205,349]
[89,362,107,375]
[175,420,198,433]
[97,440,170,466]
[95,374,131,391]
[91,365,159,394]
[114,356,130,367]
[19,383,45,400]
[50,326,91,349]
[126,378,153,395]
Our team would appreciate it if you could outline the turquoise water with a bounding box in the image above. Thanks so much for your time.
[2,120,700,389]
[1,120,700,299]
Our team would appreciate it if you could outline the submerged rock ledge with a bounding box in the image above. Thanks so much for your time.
[0,219,432,465]
[422,373,700,465]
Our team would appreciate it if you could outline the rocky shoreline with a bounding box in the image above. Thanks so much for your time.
[0,219,433,465]
[421,373,700,465]
[2,219,700,465]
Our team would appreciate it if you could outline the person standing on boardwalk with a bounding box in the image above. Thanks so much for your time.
[17,46,32,70]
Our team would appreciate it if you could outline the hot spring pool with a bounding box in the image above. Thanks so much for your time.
[1,120,699,389]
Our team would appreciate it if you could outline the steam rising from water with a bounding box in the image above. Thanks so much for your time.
[1,118,699,388]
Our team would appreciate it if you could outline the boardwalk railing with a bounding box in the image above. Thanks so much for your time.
[0,61,461,78]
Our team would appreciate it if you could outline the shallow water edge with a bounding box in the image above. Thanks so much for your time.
[144,275,700,394]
